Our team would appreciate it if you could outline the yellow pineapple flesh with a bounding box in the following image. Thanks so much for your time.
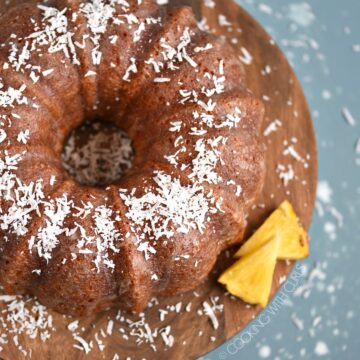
[218,200,309,307]
[218,233,280,308]
[234,200,309,260]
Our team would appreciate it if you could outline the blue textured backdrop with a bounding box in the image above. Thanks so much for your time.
[205,1,360,359]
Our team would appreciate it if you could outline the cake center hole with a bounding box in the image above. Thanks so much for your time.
[62,120,134,187]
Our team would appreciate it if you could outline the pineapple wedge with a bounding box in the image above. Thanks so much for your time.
[234,200,309,260]
[218,233,280,308]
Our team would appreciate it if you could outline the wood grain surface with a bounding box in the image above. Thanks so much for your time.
[0,0,317,359]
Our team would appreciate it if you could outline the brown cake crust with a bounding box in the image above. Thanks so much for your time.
[0,0,265,316]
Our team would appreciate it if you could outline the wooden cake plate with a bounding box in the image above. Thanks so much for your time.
[0,0,317,359]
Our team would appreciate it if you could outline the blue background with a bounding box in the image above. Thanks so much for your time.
[205,0,360,359]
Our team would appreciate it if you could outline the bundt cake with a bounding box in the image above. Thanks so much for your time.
[0,0,265,316]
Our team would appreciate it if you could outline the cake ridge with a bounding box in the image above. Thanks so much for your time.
[0,0,265,316]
